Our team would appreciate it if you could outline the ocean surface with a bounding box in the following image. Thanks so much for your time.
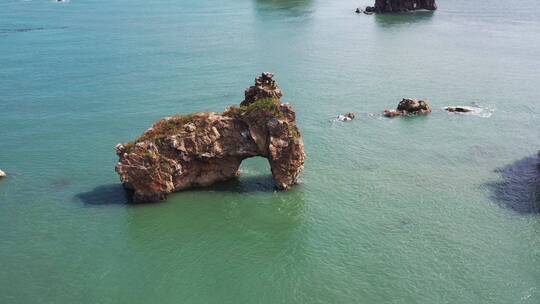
[1,0,540,303]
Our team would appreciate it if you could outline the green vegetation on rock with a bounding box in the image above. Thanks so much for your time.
[124,114,196,153]
[123,98,284,154]
[224,98,282,118]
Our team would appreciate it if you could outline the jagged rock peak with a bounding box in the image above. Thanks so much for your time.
[241,72,283,106]
[115,73,305,203]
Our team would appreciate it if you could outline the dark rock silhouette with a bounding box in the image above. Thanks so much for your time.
[366,0,437,13]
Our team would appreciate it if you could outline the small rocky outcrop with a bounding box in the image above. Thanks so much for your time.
[0,169,5,178]
[366,0,437,13]
[383,98,432,117]
[115,73,305,203]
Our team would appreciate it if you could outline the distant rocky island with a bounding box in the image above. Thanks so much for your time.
[365,0,437,13]
[115,73,305,203]
[384,98,432,117]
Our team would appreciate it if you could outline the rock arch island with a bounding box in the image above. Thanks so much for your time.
[115,73,305,203]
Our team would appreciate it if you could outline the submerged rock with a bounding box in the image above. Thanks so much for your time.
[366,0,437,13]
[445,106,473,113]
[337,112,356,121]
[0,170,5,178]
[115,74,305,203]
[383,98,432,117]
[383,109,402,117]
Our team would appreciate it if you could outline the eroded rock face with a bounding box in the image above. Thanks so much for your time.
[384,98,432,117]
[115,73,305,203]
[367,0,437,13]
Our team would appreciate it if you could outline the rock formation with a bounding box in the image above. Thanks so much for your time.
[115,73,305,203]
[383,98,432,117]
[366,0,437,13]
[0,169,5,178]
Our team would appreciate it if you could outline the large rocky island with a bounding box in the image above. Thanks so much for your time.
[366,0,437,13]
[115,73,305,203]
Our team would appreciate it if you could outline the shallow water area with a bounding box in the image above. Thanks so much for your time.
[1,0,540,303]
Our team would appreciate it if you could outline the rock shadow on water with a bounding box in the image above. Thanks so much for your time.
[75,184,132,206]
[373,10,434,27]
[75,174,282,206]
[190,174,279,194]
[485,155,540,214]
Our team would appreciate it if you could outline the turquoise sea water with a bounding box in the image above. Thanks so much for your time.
[1,0,540,303]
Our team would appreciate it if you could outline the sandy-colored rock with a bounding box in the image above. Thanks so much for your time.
[115,74,305,203]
